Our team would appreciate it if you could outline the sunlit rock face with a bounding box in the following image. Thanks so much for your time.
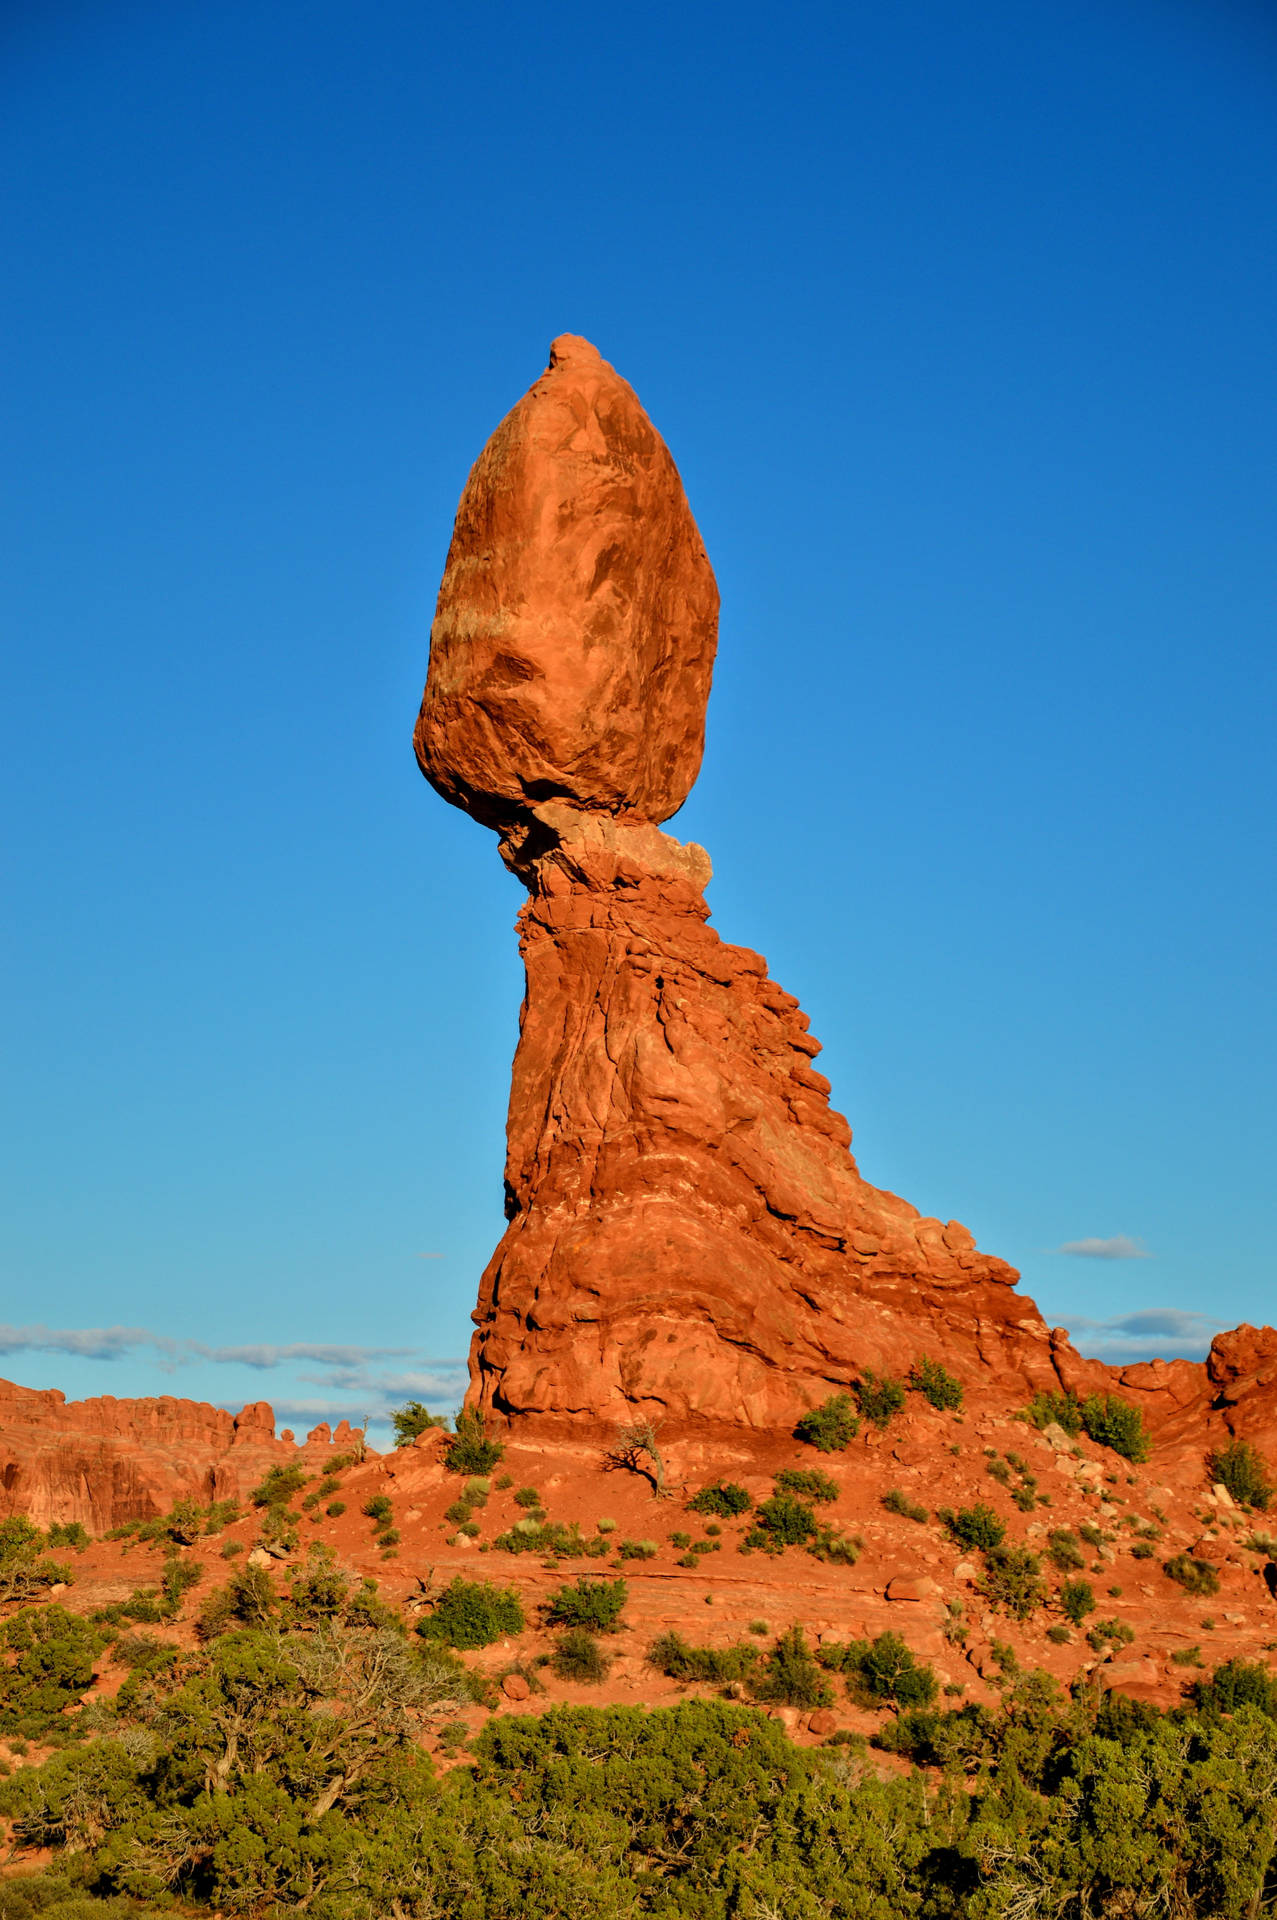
[416,336,1065,1436]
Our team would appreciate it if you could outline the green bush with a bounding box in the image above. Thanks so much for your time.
[544,1577,627,1633]
[390,1400,448,1446]
[1047,1528,1085,1570]
[1079,1393,1151,1464]
[646,1631,759,1685]
[1207,1438,1273,1511]
[744,1493,818,1551]
[808,1526,862,1566]
[774,1467,839,1504]
[1164,1553,1221,1597]
[362,1494,394,1525]
[550,1629,609,1683]
[513,1485,543,1509]
[1060,1579,1095,1625]
[979,1544,1046,1619]
[794,1392,859,1453]
[1086,1617,1135,1653]
[853,1371,906,1428]
[418,1577,524,1650]
[938,1502,1006,1551]
[0,1607,105,1736]
[909,1356,963,1411]
[882,1488,928,1523]
[616,1538,659,1562]
[1024,1389,1083,1436]
[820,1631,938,1708]
[493,1519,601,1558]
[687,1481,751,1517]
[445,1407,504,1474]
[325,1500,346,1518]
[749,1626,833,1710]
[249,1465,306,1508]
[45,1522,89,1552]
[1193,1657,1277,1718]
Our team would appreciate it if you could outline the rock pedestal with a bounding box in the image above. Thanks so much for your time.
[416,336,1060,1435]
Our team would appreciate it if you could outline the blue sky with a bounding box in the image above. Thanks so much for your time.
[3,0,1274,1443]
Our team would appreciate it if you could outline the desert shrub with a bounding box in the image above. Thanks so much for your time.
[820,1631,938,1709]
[444,1500,473,1525]
[362,1495,394,1525]
[1164,1553,1221,1597]
[463,1477,491,1503]
[979,1544,1046,1619]
[774,1467,839,1504]
[445,1406,504,1474]
[1011,1481,1038,1513]
[1078,1392,1151,1463]
[513,1485,543,1509]
[1078,1522,1105,1549]
[670,1530,692,1549]
[616,1538,659,1561]
[646,1631,759,1685]
[544,1577,627,1633]
[550,1629,609,1683]
[938,1502,1006,1552]
[1208,1438,1273,1511]
[1047,1528,1085,1570]
[493,1519,599,1559]
[0,1520,74,1604]
[1131,1540,1154,1559]
[794,1392,858,1453]
[419,1577,524,1650]
[378,1528,401,1549]
[1087,1617,1136,1653]
[853,1371,906,1428]
[986,1456,1012,1484]
[909,1355,963,1411]
[1046,1622,1072,1644]
[1192,1657,1277,1718]
[1024,1388,1084,1436]
[882,1488,928,1523]
[807,1527,862,1566]
[249,1464,306,1508]
[749,1626,833,1709]
[325,1500,346,1518]
[687,1481,751,1517]
[1060,1579,1095,1625]
[391,1400,447,1446]
[744,1494,818,1552]
[0,1607,106,1736]
[195,1563,277,1639]
[45,1522,89,1552]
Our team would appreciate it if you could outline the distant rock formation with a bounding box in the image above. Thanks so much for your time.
[0,1377,362,1529]
[415,336,1069,1434]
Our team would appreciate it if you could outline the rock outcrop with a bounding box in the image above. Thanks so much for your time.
[415,336,1073,1435]
[0,1378,362,1530]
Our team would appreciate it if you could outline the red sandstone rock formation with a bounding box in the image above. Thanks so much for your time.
[0,1377,362,1530]
[415,336,1076,1435]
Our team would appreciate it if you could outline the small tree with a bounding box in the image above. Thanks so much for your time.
[391,1401,448,1448]
[606,1418,667,1496]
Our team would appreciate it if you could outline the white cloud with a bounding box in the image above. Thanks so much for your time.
[1063,1306,1226,1364]
[1058,1235,1152,1260]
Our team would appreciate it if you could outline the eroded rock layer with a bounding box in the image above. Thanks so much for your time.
[0,1378,361,1530]
[415,336,1073,1434]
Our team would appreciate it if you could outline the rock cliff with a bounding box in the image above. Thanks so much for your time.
[415,336,1087,1435]
[0,1377,362,1530]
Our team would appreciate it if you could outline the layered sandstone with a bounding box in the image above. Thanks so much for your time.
[415,337,1075,1435]
[0,1377,363,1530]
